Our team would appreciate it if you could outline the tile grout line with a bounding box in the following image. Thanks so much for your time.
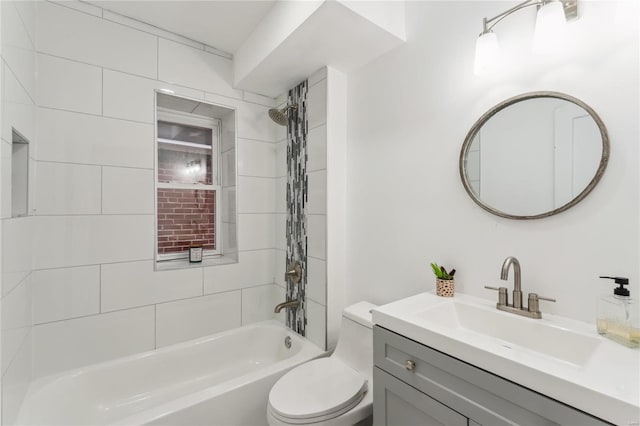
[35,51,276,108]
[99,264,102,314]
[35,159,154,171]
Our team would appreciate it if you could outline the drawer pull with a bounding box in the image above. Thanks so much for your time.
[404,360,416,371]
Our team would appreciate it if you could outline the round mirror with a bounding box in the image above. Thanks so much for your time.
[460,92,609,220]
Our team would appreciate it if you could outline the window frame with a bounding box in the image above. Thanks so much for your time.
[155,107,223,262]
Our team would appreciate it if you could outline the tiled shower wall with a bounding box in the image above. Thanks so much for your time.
[0,1,37,424]
[30,1,283,379]
[275,68,328,350]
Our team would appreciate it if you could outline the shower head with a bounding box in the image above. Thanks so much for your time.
[268,104,298,126]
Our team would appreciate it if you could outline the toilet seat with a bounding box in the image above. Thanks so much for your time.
[268,357,368,424]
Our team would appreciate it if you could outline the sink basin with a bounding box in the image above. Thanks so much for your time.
[417,300,600,366]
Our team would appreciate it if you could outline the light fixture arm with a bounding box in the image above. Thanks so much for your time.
[481,0,577,35]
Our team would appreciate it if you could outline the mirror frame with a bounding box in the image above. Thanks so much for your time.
[459,91,610,220]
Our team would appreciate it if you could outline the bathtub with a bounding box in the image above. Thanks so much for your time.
[17,320,324,425]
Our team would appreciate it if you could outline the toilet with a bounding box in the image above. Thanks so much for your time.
[267,302,377,426]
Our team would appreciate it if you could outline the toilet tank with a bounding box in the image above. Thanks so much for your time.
[332,302,377,376]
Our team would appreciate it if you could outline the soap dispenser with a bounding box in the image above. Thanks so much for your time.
[597,276,639,348]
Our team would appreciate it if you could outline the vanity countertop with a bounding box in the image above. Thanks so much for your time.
[372,292,640,425]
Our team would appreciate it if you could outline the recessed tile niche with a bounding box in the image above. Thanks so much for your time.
[11,129,29,218]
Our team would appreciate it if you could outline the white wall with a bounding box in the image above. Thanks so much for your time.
[32,0,283,379]
[346,0,639,324]
[0,1,37,424]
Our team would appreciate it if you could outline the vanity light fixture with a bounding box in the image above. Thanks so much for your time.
[474,0,578,76]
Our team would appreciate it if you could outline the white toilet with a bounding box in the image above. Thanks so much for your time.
[267,302,377,426]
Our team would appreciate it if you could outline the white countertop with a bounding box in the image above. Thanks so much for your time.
[372,292,640,425]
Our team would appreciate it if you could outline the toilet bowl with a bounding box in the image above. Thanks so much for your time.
[267,302,376,426]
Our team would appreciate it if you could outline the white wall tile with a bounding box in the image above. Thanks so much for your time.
[237,176,275,213]
[243,91,277,107]
[307,125,327,172]
[306,257,326,305]
[37,1,158,79]
[307,170,327,215]
[307,79,327,129]
[222,148,236,189]
[241,284,278,325]
[307,215,326,260]
[34,215,154,269]
[273,284,286,324]
[103,70,205,124]
[222,187,236,223]
[102,10,205,51]
[238,214,275,251]
[308,67,327,87]
[204,92,280,143]
[1,142,11,219]
[305,298,326,350]
[14,1,37,43]
[156,291,241,347]
[32,266,100,324]
[35,162,101,215]
[159,39,240,99]
[1,275,31,376]
[102,167,154,215]
[275,140,286,178]
[2,63,36,145]
[274,249,286,288]
[37,54,102,115]
[101,260,203,312]
[2,216,33,295]
[37,108,154,169]
[237,139,276,178]
[48,0,102,17]
[32,306,155,378]
[2,333,31,426]
[275,214,286,251]
[204,249,274,294]
[237,101,280,143]
[2,1,36,100]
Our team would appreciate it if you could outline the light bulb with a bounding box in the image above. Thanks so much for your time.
[533,1,567,54]
[474,31,502,76]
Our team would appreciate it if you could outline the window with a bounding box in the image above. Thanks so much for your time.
[156,109,221,260]
[155,92,237,268]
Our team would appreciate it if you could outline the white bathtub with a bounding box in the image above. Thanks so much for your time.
[17,320,324,426]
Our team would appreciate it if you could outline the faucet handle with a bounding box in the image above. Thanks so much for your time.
[528,293,555,314]
[484,286,508,306]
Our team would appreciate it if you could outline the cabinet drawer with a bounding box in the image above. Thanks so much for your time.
[373,367,467,426]
[374,326,611,426]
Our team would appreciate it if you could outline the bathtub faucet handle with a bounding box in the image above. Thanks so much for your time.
[284,261,302,284]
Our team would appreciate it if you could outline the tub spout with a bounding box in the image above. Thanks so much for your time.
[274,300,300,313]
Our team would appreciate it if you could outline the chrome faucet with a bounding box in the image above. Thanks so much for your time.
[485,256,556,319]
[275,261,303,313]
[501,256,522,309]
[274,299,300,313]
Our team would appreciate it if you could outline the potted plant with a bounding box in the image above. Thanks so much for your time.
[431,262,456,297]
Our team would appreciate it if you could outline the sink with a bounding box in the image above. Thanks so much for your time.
[372,292,640,426]
[417,300,600,366]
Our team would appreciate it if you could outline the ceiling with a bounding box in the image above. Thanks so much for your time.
[87,0,277,54]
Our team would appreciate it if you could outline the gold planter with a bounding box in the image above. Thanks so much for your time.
[436,278,455,297]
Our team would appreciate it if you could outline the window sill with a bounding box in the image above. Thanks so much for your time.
[155,254,238,271]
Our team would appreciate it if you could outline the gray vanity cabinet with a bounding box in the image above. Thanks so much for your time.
[372,326,611,426]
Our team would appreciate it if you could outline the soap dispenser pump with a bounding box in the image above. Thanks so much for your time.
[597,276,639,348]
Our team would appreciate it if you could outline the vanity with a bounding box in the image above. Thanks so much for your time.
[372,293,640,426]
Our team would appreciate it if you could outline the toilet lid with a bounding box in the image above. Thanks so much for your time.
[268,358,367,421]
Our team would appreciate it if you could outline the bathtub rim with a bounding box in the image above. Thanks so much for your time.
[18,320,325,425]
